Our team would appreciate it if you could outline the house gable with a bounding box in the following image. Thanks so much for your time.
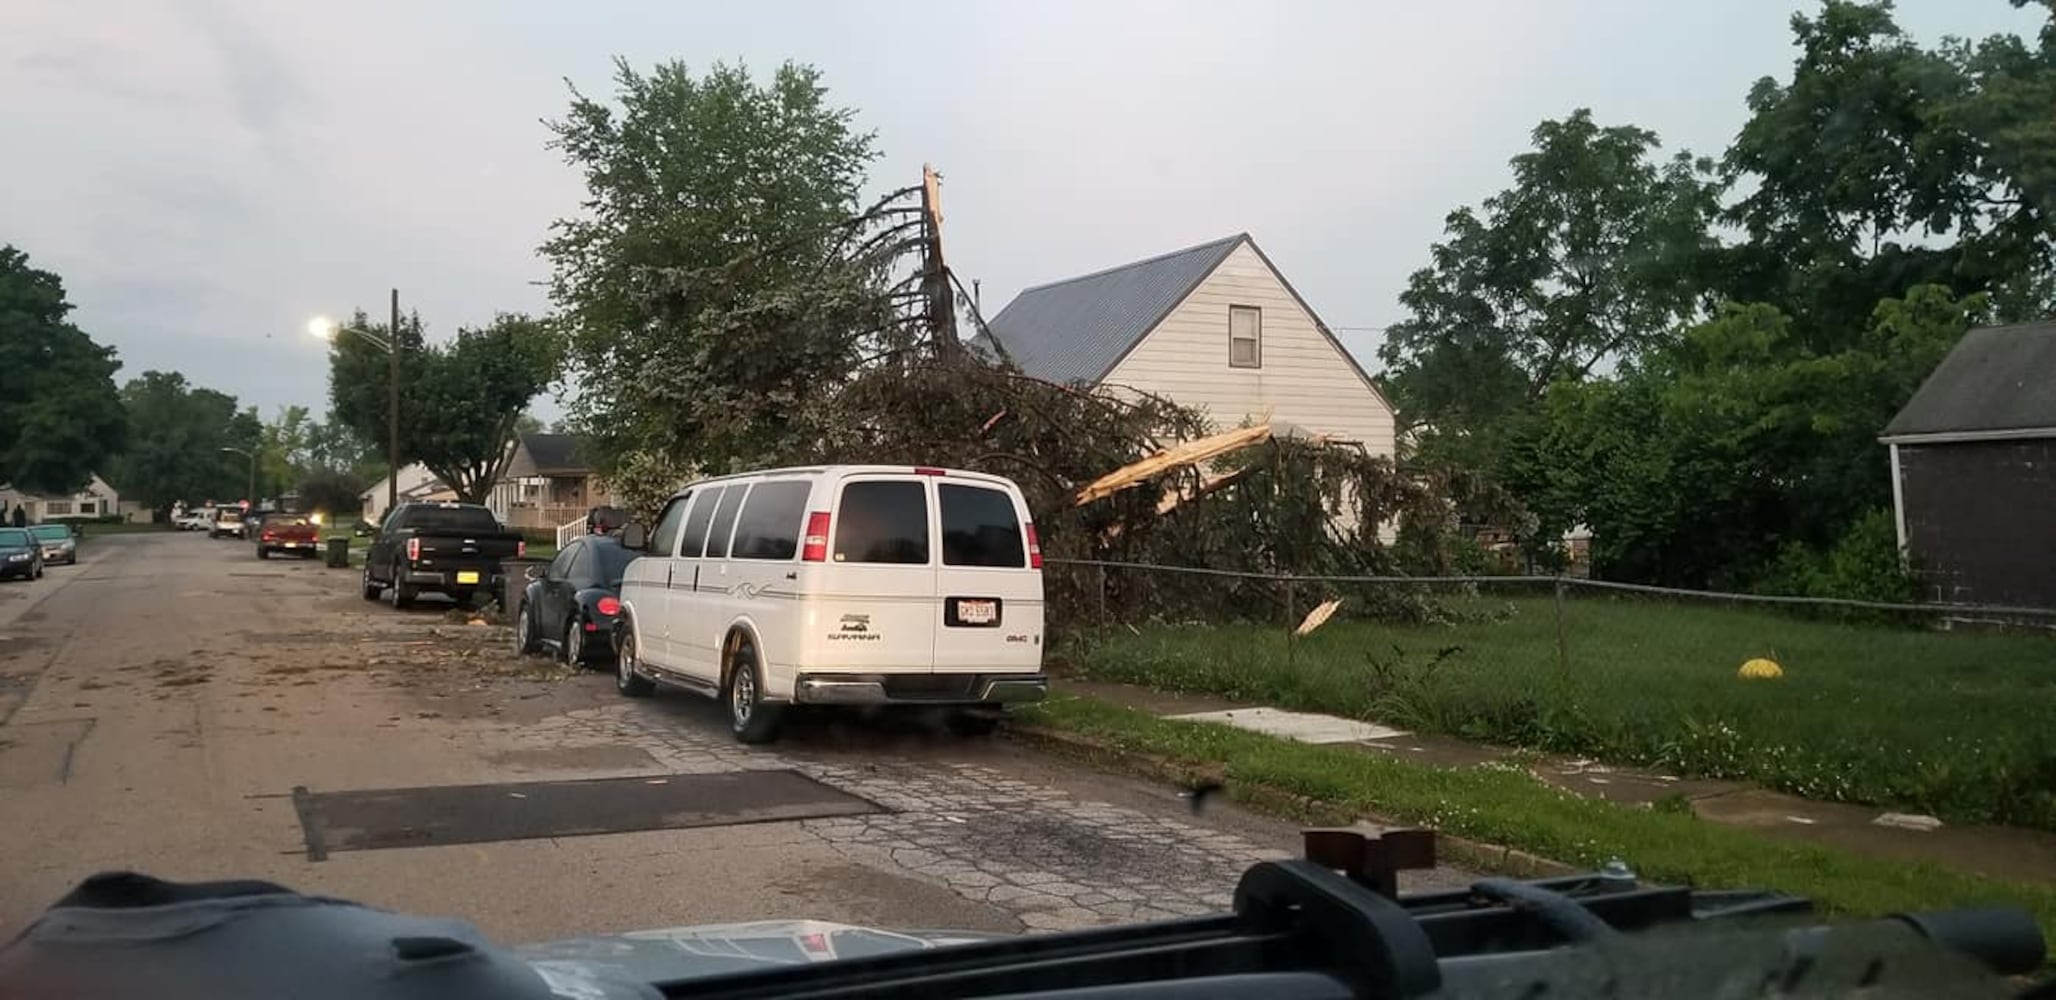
[1101,239,1396,455]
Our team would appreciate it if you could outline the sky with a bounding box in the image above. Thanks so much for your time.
[1,1,2044,421]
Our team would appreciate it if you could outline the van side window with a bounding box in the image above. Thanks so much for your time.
[702,485,751,559]
[678,487,722,558]
[834,481,929,564]
[731,480,811,560]
[649,495,690,557]
[940,484,1026,567]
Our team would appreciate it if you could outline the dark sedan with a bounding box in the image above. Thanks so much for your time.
[0,528,44,581]
[514,534,637,666]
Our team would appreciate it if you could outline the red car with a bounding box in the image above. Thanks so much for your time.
[255,514,321,559]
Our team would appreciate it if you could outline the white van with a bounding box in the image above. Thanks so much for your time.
[614,465,1049,742]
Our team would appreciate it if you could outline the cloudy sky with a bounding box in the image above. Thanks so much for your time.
[2,1,2041,419]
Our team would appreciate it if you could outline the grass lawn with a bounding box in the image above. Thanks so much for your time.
[1018,695,2056,951]
[1071,593,2056,829]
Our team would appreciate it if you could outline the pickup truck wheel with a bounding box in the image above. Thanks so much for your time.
[615,630,654,697]
[724,641,783,745]
[388,563,417,610]
[514,605,540,655]
[360,563,382,601]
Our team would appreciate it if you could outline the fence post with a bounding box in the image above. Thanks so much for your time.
[1552,577,1570,676]
[1096,563,1108,626]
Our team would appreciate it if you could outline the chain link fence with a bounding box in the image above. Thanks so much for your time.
[1044,558,2056,829]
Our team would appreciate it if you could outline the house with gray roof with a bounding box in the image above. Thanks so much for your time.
[975,234,1396,456]
[1880,320,2056,607]
[487,433,615,531]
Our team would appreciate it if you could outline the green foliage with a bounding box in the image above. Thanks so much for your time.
[542,58,877,481]
[328,312,562,503]
[0,245,126,494]
[105,371,257,511]
[1377,109,1720,466]
[1508,286,1981,587]
[1074,595,2056,828]
[1755,509,1918,604]
[1024,695,2056,940]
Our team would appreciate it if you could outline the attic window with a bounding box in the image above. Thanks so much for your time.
[1229,305,1262,368]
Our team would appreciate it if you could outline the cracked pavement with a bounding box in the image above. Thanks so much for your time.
[0,533,1473,944]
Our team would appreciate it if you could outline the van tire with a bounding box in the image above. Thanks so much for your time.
[724,640,782,745]
[948,710,1002,737]
[615,629,655,697]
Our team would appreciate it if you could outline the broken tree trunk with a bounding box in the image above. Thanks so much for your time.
[1072,424,1273,507]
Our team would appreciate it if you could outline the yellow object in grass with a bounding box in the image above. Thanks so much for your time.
[1738,657,1784,680]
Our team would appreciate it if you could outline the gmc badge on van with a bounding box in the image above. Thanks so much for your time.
[831,614,881,642]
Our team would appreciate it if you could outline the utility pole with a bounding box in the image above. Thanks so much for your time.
[388,288,401,514]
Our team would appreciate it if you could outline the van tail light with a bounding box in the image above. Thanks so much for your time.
[1025,522,1043,569]
[596,596,621,617]
[801,511,831,562]
[517,539,527,558]
[406,537,420,561]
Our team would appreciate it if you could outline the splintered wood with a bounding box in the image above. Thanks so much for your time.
[1072,424,1273,506]
[1295,598,1342,636]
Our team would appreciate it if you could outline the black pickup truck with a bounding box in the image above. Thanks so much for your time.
[361,502,526,609]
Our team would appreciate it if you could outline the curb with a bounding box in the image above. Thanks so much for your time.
[1005,721,1576,880]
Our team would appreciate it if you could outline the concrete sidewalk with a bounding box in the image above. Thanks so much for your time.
[1059,677,2056,888]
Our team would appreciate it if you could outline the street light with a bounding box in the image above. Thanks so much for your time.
[219,447,256,508]
[310,288,403,514]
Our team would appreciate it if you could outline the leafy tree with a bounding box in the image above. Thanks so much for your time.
[1509,287,1984,588]
[542,58,877,479]
[1718,1,2054,340]
[328,312,561,504]
[0,245,126,494]
[106,371,256,512]
[1377,110,1720,466]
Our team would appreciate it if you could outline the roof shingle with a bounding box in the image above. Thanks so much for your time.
[983,234,1245,385]
[1882,321,2056,440]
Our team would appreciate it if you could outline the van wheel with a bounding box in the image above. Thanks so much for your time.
[615,630,654,697]
[724,641,782,744]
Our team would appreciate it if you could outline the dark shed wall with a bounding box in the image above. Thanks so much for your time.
[1898,439,2056,607]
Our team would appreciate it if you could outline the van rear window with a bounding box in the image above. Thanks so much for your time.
[732,481,811,560]
[834,481,929,564]
[940,484,1026,567]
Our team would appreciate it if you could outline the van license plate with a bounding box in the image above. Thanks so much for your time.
[955,599,998,625]
[456,571,481,584]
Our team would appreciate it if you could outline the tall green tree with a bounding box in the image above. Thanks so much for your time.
[541,59,878,480]
[0,245,126,494]
[106,371,255,512]
[1377,110,1720,467]
[328,312,562,504]
[1718,1,2055,339]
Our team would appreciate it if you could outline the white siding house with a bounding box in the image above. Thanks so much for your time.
[977,234,1395,455]
[0,474,138,522]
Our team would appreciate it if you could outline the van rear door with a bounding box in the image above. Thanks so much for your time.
[932,478,1043,675]
[811,475,936,674]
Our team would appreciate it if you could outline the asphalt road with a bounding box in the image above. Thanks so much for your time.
[0,532,1470,944]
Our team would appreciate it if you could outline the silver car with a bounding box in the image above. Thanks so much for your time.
[28,524,76,565]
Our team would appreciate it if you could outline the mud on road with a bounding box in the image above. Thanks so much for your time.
[0,532,1471,944]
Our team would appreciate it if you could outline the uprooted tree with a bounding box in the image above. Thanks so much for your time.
[544,60,1525,628]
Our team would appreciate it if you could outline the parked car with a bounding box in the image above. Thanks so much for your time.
[362,502,527,609]
[515,534,637,666]
[28,524,77,565]
[209,508,244,539]
[0,528,43,581]
[254,514,320,559]
[175,512,213,532]
[614,465,1048,743]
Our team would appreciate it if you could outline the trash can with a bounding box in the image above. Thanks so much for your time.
[325,537,351,568]
[501,558,544,618]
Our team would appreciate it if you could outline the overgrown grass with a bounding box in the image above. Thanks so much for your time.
[1072,593,2056,829]
[1019,695,2056,948]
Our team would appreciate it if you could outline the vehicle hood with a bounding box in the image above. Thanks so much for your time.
[513,918,999,993]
